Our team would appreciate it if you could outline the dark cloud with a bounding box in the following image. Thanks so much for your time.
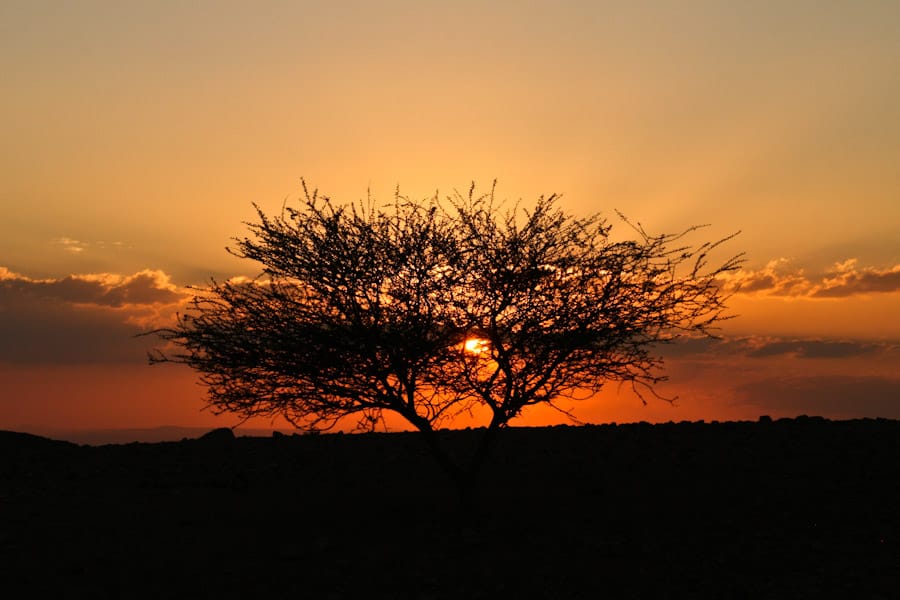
[0,298,148,364]
[0,269,182,307]
[659,336,892,360]
[730,273,778,293]
[0,268,188,365]
[746,340,882,359]
[722,259,900,298]
[100,271,184,306]
[811,261,900,298]
[733,375,900,419]
[722,260,811,296]
[657,336,733,357]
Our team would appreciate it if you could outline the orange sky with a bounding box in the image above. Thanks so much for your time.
[1,1,898,442]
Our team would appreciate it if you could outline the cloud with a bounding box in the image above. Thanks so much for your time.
[660,335,894,360]
[0,267,190,365]
[658,336,900,420]
[733,375,900,419]
[743,339,884,359]
[811,259,900,298]
[51,237,128,255]
[53,237,87,254]
[721,258,900,298]
[0,268,183,307]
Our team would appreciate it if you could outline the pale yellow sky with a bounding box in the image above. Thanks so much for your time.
[2,1,898,283]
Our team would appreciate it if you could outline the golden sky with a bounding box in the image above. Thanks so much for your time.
[2,1,899,440]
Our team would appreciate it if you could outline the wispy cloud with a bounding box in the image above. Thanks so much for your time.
[51,237,128,255]
[722,258,900,298]
[53,237,88,254]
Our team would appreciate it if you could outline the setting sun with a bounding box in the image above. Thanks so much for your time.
[464,337,489,354]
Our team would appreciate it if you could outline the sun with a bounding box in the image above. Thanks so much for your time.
[464,337,489,354]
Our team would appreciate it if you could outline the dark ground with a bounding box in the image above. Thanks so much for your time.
[2,417,899,599]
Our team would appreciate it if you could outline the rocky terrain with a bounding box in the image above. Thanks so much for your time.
[2,417,898,598]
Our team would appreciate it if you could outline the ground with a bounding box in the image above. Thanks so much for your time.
[2,417,898,598]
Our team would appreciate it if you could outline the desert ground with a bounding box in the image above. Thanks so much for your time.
[2,417,898,598]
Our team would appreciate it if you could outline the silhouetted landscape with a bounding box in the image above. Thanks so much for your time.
[3,417,898,598]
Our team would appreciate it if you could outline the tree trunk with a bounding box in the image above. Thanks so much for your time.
[414,419,504,522]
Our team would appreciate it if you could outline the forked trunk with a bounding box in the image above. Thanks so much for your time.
[416,420,503,520]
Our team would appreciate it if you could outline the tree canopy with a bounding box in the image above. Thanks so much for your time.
[149,181,742,493]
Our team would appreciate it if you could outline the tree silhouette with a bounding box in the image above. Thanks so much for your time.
[149,181,742,502]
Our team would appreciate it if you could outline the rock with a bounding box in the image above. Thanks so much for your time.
[197,427,235,443]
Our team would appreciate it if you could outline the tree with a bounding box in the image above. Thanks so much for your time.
[148,181,743,501]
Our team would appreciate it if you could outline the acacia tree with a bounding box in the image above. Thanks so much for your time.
[149,181,742,499]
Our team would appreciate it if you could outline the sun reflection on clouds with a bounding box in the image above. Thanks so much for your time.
[0,267,192,336]
[722,258,900,298]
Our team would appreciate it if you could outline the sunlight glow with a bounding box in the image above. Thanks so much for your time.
[464,337,489,354]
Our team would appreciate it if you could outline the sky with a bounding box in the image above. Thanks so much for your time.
[2,1,899,442]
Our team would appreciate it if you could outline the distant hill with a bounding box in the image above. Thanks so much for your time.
[9,425,295,445]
